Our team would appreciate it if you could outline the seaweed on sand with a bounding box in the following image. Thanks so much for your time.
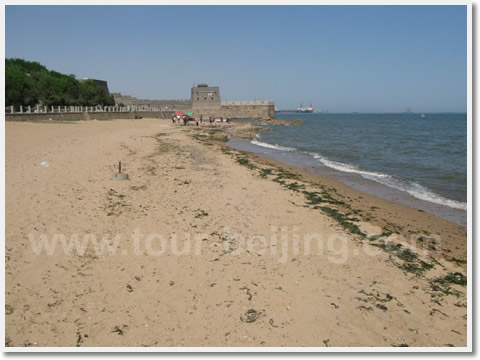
[430,272,467,296]
[372,241,434,276]
[319,206,366,238]
[235,157,257,170]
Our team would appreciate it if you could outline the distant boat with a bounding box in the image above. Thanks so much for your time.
[297,103,314,113]
[275,103,315,114]
[421,113,426,118]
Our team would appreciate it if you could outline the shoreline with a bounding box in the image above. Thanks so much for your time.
[229,138,467,227]
[6,118,467,347]
[192,122,466,265]
[227,116,467,226]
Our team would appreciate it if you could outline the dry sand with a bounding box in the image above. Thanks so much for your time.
[5,118,467,347]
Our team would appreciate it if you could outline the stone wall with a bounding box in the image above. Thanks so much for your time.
[220,104,275,119]
[5,111,175,122]
[24,85,276,121]
[112,93,191,110]
[5,104,274,121]
[192,103,274,119]
[109,83,276,119]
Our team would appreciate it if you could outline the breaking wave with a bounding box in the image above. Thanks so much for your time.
[248,139,467,211]
[250,140,297,152]
[308,152,467,211]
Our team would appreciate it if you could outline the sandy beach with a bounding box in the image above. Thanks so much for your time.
[5,118,467,347]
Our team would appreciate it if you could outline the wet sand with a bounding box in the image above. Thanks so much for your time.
[5,118,468,348]
[229,138,467,227]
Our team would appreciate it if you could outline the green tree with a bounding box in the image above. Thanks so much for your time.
[5,64,37,107]
[5,58,115,107]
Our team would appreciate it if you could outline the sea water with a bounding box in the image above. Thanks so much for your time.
[229,113,467,225]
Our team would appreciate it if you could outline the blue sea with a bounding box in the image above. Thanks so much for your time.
[229,113,467,225]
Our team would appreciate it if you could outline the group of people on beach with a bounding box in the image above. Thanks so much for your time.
[208,116,231,123]
[171,114,201,126]
[171,114,231,126]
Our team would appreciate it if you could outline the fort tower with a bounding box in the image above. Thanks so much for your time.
[191,83,221,108]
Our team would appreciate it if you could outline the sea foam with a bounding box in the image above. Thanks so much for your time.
[309,152,467,211]
[251,140,297,152]
[249,139,467,211]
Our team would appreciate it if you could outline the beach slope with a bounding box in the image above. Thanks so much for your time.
[5,119,467,347]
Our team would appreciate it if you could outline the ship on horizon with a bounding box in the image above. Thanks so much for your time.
[275,103,315,113]
[297,103,314,113]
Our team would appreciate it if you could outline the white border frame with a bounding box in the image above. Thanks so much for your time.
[1,0,473,353]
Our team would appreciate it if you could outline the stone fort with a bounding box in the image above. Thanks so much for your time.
[112,83,275,119]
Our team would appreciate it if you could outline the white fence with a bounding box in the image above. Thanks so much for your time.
[5,105,171,114]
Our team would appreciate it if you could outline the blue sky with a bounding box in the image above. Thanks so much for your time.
[5,5,467,112]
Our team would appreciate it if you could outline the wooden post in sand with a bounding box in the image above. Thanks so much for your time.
[111,161,129,181]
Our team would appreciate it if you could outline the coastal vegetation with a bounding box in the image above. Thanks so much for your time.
[5,58,115,108]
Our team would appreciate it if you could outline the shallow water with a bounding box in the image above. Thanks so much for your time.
[229,113,468,226]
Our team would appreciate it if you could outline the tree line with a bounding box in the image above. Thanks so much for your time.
[5,58,115,108]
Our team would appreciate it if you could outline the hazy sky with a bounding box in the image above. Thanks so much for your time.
[5,5,467,112]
